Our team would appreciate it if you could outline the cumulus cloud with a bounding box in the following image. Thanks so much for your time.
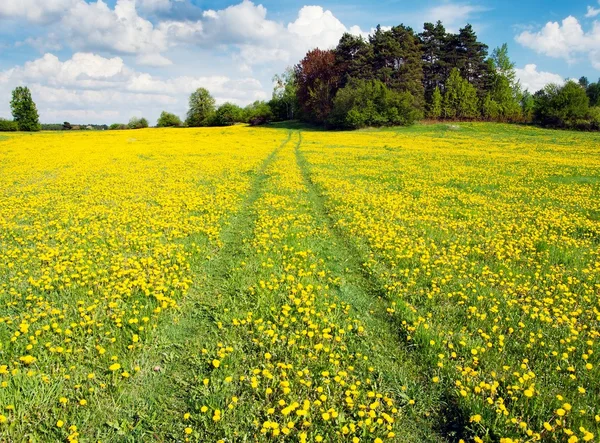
[0,52,268,123]
[515,16,600,69]
[1,0,364,69]
[515,64,565,92]
[0,0,78,23]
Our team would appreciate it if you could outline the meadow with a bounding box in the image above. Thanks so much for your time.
[0,123,598,443]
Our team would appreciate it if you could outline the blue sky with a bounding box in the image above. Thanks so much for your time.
[1,0,599,123]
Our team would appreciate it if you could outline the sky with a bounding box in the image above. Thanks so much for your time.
[1,0,599,124]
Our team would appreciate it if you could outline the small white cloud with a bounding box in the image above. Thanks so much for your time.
[515,64,565,92]
[0,0,78,23]
[586,1,600,18]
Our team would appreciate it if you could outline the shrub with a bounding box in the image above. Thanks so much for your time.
[534,81,590,128]
[156,111,183,127]
[109,123,128,130]
[328,79,419,129]
[0,119,19,131]
[211,103,244,126]
[245,101,274,126]
[128,117,149,130]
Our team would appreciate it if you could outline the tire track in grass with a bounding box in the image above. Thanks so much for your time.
[89,131,293,441]
[294,132,460,442]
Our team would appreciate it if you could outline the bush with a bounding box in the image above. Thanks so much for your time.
[328,79,419,129]
[534,81,590,128]
[0,119,19,131]
[109,123,128,130]
[156,111,183,127]
[245,101,274,126]
[128,117,149,130]
[211,103,244,126]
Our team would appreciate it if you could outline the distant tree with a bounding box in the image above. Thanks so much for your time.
[587,81,600,107]
[186,88,216,127]
[335,33,374,87]
[295,49,340,123]
[419,21,448,99]
[63,121,72,130]
[328,79,418,129]
[211,103,244,126]
[579,76,590,89]
[427,86,443,118]
[521,90,535,122]
[369,24,425,111]
[270,67,299,121]
[157,111,183,127]
[245,101,274,126]
[443,68,479,119]
[128,117,149,129]
[10,86,40,131]
[109,123,127,130]
[0,118,19,131]
[534,81,590,127]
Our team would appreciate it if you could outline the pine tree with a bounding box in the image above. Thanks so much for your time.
[335,33,374,87]
[443,25,489,97]
[419,21,448,99]
[370,25,424,112]
[10,86,40,132]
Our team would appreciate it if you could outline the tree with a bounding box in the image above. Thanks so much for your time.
[419,21,448,99]
[63,122,72,130]
[587,81,600,107]
[442,68,479,119]
[579,76,590,89]
[186,88,216,127]
[270,67,299,121]
[328,79,418,129]
[335,33,374,86]
[245,101,273,126]
[491,44,517,87]
[369,24,425,111]
[521,91,535,122]
[10,86,40,131]
[428,86,443,118]
[443,25,489,97]
[533,81,589,127]
[128,117,149,129]
[157,111,183,127]
[211,103,244,126]
[0,118,19,132]
[295,49,340,123]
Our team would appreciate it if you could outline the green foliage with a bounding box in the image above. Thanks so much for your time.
[482,93,501,120]
[211,103,244,126]
[521,91,535,122]
[329,79,419,129]
[128,117,149,129]
[442,68,480,119]
[427,87,442,119]
[369,25,425,111]
[534,81,590,128]
[419,21,448,100]
[587,81,600,107]
[186,88,216,127]
[156,111,183,127]
[10,86,40,131]
[245,101,274,126]
[109,123,128,130]
[0,118,19,131]
[270,68,299,121]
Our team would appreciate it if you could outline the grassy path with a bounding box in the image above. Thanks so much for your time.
[94,130,446,441]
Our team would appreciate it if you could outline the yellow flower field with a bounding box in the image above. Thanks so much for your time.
[0,123,598,442]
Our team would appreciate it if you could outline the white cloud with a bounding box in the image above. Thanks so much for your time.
[3,1,364,69]
[0,52,268,123]
[0,0,78,23]
[586,2,600,18]
[515,64,565,92]
[424,4,487,32]
[515,16,600,69]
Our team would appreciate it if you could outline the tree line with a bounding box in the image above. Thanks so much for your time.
[2,20,600,133]
[284,22,600,130]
